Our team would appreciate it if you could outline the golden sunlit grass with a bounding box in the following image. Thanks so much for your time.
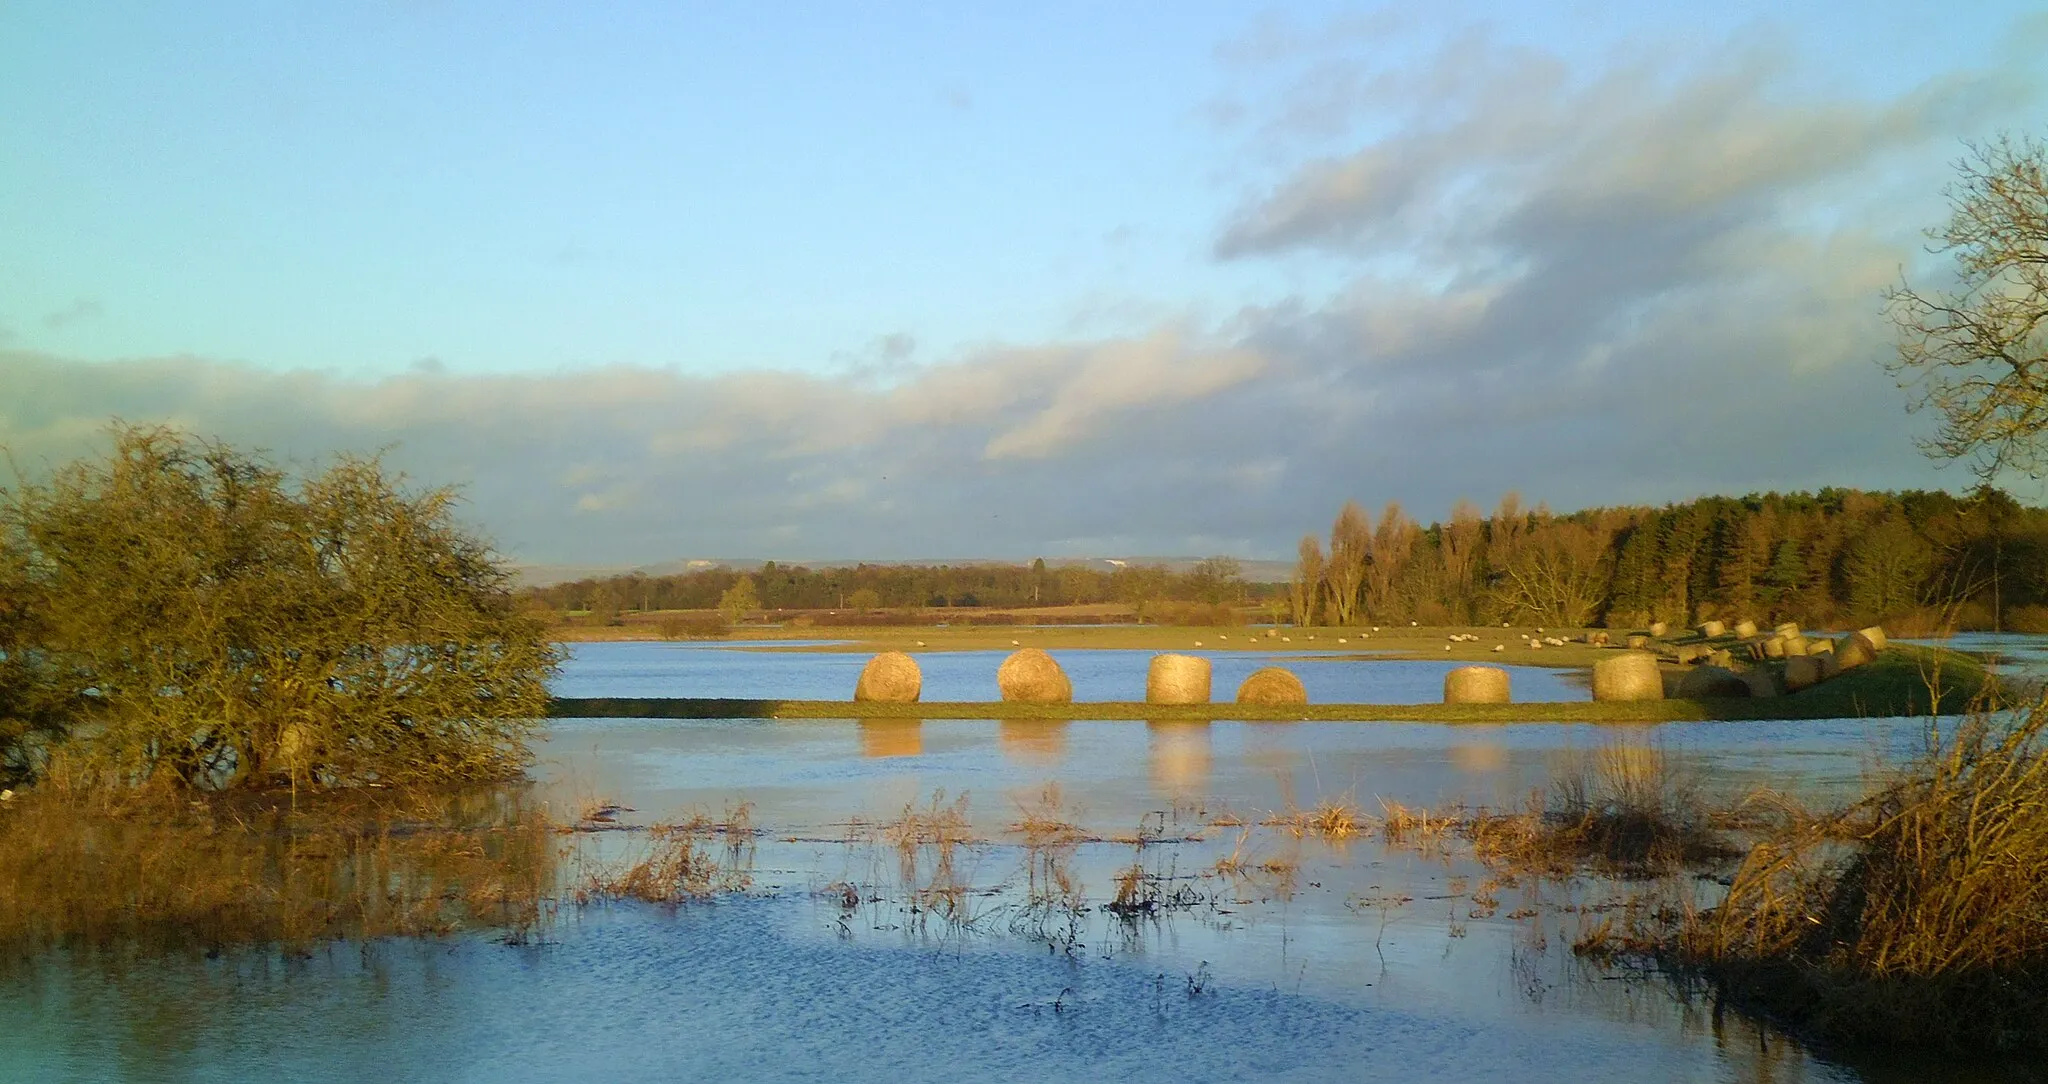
[1670,698,2048,1051]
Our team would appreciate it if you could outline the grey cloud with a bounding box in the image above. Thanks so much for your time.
[0,330,1277,564]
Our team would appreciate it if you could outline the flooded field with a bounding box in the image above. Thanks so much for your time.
[3,641,2038,1082]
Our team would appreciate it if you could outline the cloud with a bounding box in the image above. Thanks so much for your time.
[3,20,2036,564]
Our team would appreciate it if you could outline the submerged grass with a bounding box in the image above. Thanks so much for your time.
[0,781,559,958]
[578,803,756,904]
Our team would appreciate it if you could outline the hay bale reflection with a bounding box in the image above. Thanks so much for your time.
[998,720,1068,764]
[858,718,923,758]
[1147,720,1212,796]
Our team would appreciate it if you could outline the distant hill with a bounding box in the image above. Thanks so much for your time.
[511,555,1293,588]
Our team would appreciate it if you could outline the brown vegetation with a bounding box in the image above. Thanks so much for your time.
[0,782,557,956]
[1672,701,2048,1051]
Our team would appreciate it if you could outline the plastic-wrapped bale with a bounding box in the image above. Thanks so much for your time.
[1784,655,1825,692]
[997,648,1073,704]
[1592,652,1664,702]
[1235,667,1307,706]
[1677,665,1750,699]
[1146,653,1212,705]
[1857,626,1888,652]
[1742,669,1781,698]
[1733,619,1759,638]
[1626,634,1651,650]
[1648,621,1669,638]
[1443,665,1511,704]
[1698,620,1727,638]
[1774,622,1801,640]
[1835,632,1879,671]
[854,651,923,703]
[1782,635,1810,657]
[1763,637,1787,658]
[1816,652,1841,680]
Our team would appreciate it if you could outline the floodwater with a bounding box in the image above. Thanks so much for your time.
[2,640,2035,1083]
[548,640,1591,702]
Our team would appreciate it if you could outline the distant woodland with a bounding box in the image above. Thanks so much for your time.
[520,488,2048,634]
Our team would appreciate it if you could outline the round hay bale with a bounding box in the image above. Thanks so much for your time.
[1146,653,1212,705]
[1443,665,1511,705]
[1733,619,1759,639]
[1592,652,1664,702]
[1236,667,1307,706]
[1784,655,1824,692]
[1697,620,1727,638]
[1677,665,1750,699]
[1835,632,1878,671]
[1626,634,1651,651]
[1807,638,1834,655]
[1782,635,1810,657]
[1857,626,1888,652]
[1774,622,1801,640]
[1763,636,1787,658]
[1708,649,1734,668]
[1648,621,1669,638]
[853,651,922,703]
[997,648,1073,704]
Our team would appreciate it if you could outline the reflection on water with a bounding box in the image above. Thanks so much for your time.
[1146,720,1211,796]
[997,719,1067,764]
[858,718,923,758]
[1448,736,1510,774]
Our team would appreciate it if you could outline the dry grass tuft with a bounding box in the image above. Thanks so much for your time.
[1379,798,1452,848]
[1541,743,1732,876]
[1673,700,2048,1051]
[581,802,755,904]
[884,790,977,920]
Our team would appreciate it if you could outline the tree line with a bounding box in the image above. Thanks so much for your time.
[522,556,1261,623]
[1289,488,2048,633]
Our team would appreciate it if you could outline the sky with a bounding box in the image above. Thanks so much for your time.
[3,1,2045,566]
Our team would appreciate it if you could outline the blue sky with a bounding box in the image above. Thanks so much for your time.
[3,2,2044,564]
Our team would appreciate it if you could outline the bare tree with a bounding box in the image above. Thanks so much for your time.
[1292,534,1325,626]
[1886,134,2048,480]
[1491,520,1614,627]
[1325,502,1371,626]
[1363,501,1417,621]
